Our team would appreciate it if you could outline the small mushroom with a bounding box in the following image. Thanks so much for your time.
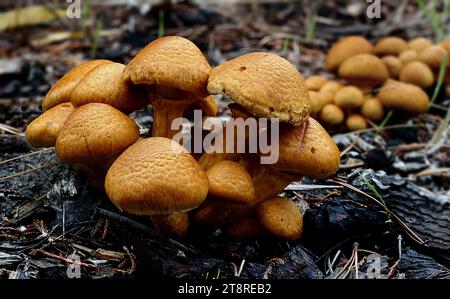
[320,103,345,126]
[192,160,255,227]
[42,60,111,111]
[326,36,373,71]
[398,50,418,64]
[123,36,211,138]
[361,97,384,121]
[374,37,408,56]
[309,90,325,117]
[381,56,403,78]
[305,75,328,91]
[338,54,389,90]
[69,62,148,114]
[256,197,303,241]
[408,37,432,53]
[105,137,208,236]
[320,81,343,94]
[56,103,139,187]
[334,86,364,110]
[25,102,75,148]
[440,38,450,56]
[399,61,434,88]
[418,45,449,69]
[377,79,430,113]
[346,114,368,131]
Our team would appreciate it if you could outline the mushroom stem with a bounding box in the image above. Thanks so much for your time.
[151,95,196,139]
[151,212,189,238]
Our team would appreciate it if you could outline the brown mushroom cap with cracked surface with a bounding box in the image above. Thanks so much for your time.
[418,45,449,69]
[256,197,303,241]
[70,62,148,114]
[320,103,344,126]
[381,56,403,78]
[25,102,75,148]
[325,36,373,71]
[399,61,434,88]
[207,160,255,204]
[56,103,139,165]
[346,114,367,131]
[338,54,389,87]
[123,36,210,98]
[361,97,384,121]
[207,52,311,126]
[408,37,432,53]
[334,86,364,109]
[105,137,208,216]
[377,80,430,113]
[305,75,328,91]
[42,59,111,111]
[122,36,211,138]
[374,37,408,55]
[270,118,341,179]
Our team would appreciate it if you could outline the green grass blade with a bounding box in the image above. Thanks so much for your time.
[358,173,386,206]
[429,54,448,108]
[158,10,165,38]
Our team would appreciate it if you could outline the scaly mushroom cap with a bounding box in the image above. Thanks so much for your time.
[398,50,418,64]
[256,197,303,241]
[325,36,373,71]
[207,52,311,126]
[377,80,430,113]
[56,103,139,165]
[399,61,434,88]
[270,118,341,179]
[381,56,403,78]
[122,36,210,99]
[346,114,367,131]
[207,160,255,204]
[70,62,148,114]
[374,37,408,55]
[334,86,364,109]
[42,60,111,111]
[25,102,75,148]
[305,75,328,91]
[105,137,208,215]
[338,54,389,86]
[361,98,384,121]
[418,45,449,69]
[320,103,345,126]
[408,37,432,53]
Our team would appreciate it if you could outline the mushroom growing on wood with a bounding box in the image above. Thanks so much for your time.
[70,62,148,114]
[105,137,209,237]
[42,60,111,111]
[200,51,311,169]
[381,56,403,78]
[320,103,345,126]
[305,75,328,91]
[417,45,449,69]
[56,103,139,188]
[122,36,211,138]
[256,197,303,240]
[334,86,365,110]
[25,102,75,148]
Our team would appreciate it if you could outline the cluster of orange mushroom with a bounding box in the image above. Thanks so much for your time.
[308,36,450,131]
[25,36,341,241]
